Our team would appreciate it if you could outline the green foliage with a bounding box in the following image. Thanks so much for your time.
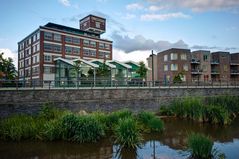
[136,61,148,80]
[158,106,174,116]
[0,52,17,80]
[96,62,110,77]
[114,117,142,149]
[173,72,184,83]
[41,119,62,141]
[166,96,233,125]
[187,133,213,159]
[106,109,133,127]
[61,114,79,140]
[0,115,38,141]
[137,111,164,132]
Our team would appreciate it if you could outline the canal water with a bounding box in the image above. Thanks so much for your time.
[1,117,239,159]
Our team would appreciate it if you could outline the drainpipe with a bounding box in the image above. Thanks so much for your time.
[152,50,154,87]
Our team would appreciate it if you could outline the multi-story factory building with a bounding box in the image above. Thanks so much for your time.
[18,15,112,84]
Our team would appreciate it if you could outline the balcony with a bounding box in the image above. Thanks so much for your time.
[230,62,239,66]
[191,59,200,64]
[211,70,220,74]
[231,70,239,75]
[191,69,203,74]
[211,60,219,65]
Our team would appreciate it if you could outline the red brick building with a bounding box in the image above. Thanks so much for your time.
[18,15,112,84]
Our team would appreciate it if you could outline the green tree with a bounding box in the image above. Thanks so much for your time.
[136,61,148,80]
[0,52,17,80]
[96,62,110,78]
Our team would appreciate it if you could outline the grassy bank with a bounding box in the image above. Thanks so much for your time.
[159,96,239,125]
[0,105,164,148]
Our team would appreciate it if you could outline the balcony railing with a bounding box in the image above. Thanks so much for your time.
[191,69,203,74]
[211,70,220,74]
[231,70,239,75]
[211,60,219,65]
[191,59,200,64]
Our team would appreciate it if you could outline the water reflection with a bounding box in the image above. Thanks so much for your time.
[0,117,239,159]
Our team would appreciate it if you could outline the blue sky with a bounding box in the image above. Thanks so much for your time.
[1,0,239,66]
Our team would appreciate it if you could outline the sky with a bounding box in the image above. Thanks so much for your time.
[0,0,239,67]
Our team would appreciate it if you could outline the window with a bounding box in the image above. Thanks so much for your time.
[90,41,96,47]
[32,67,39,74]
[99,51,110,58]
[25,58,30,67]
[170,53,178,60]
[224,65,228,72]
[96,22,100,28]
[83,49,96,57]
[36,32,40,40]
[203,65,207,71]
[99,43,104,49]
[53,45,61,52]
[164,55,168,61]
[44,43,52,52]
[65,36,72,43]
[44,66,54,74]
[164,65,168,71]
[72,37,80,44]
[183,64,188,71]
[65,46,72,54]
[203,55,208,61]
[36,44,40,51]
[171,64,178,71]
[54,34,61,41]
[83,40,89,46]
[73,47,80,54]
[44,32,53,40]
[44,55,51,62]
[105,44,110,50]
[33,55,38,64]
[180,54,187,60]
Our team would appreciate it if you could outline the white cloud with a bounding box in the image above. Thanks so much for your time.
[59,0,71,7]
[146,0,239,12]
[113,48,150,64]
[148,5,166,11]
[126,3,144,10]
[141,12,191,21]
[0,48,18,69]
[111,32,188,53]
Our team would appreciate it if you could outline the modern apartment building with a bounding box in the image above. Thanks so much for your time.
[147,48,239,83]
[18,15,112,84]
[191,50,211,82]
[156,48,191,82]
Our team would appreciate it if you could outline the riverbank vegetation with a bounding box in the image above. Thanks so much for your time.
[159,95,239,125]
[0,104,164,149]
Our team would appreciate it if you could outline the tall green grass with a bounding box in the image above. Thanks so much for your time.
[0,105,164,148]
[187,133,213,159]
[159,95,238,125]
[137,111,164,132]
[114,117,142,149]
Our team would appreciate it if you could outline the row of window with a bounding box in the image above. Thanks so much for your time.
[65,46,80,55]
[164,53,187,61]
[19,32,40,50]
[83,49,96,57]
[164,64,189,71]
[44,32,110,50]
[19,44,40,59]
[44,43,62,53]
[98,51,110,58]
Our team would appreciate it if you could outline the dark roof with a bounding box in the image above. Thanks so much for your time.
[80,14,106,22]
[42,22,100,37]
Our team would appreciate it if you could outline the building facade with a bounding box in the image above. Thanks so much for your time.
[18,15,112,84]
[147,48,239,83]
[157,48,191,82]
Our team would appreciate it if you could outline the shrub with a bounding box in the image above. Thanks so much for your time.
[114,117,142,148]
[41,119,62,141]
[73,116,105,143]
[106,109,132,127]
[0,115,37,141]
[137,111,164,133]
[147,117,164,132]
[187,133,213,159]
